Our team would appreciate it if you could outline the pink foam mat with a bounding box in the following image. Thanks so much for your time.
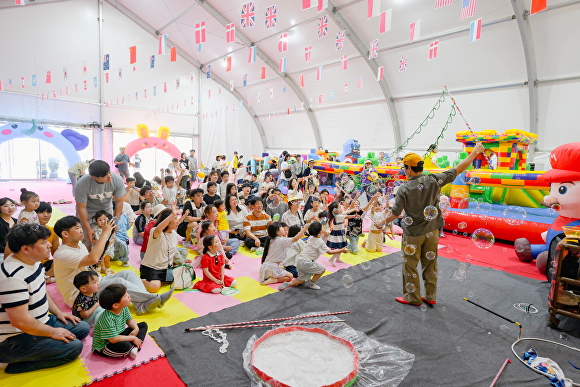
[175,290,242,317]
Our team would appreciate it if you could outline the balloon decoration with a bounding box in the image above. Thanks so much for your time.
[123,123,181,160]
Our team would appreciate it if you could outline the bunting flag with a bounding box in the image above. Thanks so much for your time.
[158,34,168,54]
[429,40,439,59]
[75,84,79,92]
[170,47,177,62]
[357,76,364,88]
[15,0,27,4]
[435,0,453,8]
[53,90,57,98]
[379,9,392,33]
[302,0,316,10]
[367,0,381,19]
[94,77,98,87]
[164,82,167,92]
[279,57,287,72]
[226,56,232,72]
[257,93,261,102]
[153,86,157,96]
[7,79,12,89]
[243,74,248,86]
[260,66,266,79]
[65,86,69,95]
[377,66,384,81]
[530,0,547,14]
[270,88,273,99]
[83,64,87,76]
[265,5,277,28]
[282,82,287,93]
[208,90,211,99]
[103,54,110,70]
[241,2,255,28]
[226,23,236,42]
[83,80,88,90]
[129,46,137,64]
[46,71,51,83]
[248,46,257,63]
[329,90,334,100]
[318,94,323,104]
[197,44,202,53]
[410,20,421,42]
[317,15,328,38]
[229,80,234,91]
[278,33,288,52]
[336,30,345,50]
[105,72,110,84]
[299,74,305,87]
[206,65,211,79]
[32,74,36,86]
[20,77,25,88]
[195,21,207,44]
[341,54,348,70]
[460,0,478,20]
[317,0,328,12]
[369,39,379,59]
[63,68,67,79]
[399,55,408,71]
[470,18,482,42]
[118,68,122,79]
[304,46,312,62]
[316,65,323,80]
[150,55,155,69]
[144,89,147,98]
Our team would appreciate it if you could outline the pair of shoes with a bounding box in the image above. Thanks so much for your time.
[421,297,436,305]
[122,262,130,267]
[395,297,422,306]
[159,288,174,308]
[129,347,139,360]
[278,282,291,291]
[136,297,161,315]
[440,231,445,238]
[225,264,232,270]
[306,282,321,290]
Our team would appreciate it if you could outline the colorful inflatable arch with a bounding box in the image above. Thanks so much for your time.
[123,124,181,160]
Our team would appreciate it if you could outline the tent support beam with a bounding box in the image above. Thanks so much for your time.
[195,0,323,148]
[325,1,402,149]
[104,0,268,150]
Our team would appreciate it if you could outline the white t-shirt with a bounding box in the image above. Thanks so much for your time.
[227,207,249,231]
[141,228,178,270]
[304,208,322,222]
[280,161,290,180]
[123,202,136,223]
[53,243,90,307]
[263,237,293,265]
[298,236,330,262]
[162,185,178,207]
[282,239,306,267]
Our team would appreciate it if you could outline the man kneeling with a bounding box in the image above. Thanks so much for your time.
[0,223,90,374]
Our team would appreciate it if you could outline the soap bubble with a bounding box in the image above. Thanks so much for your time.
[439,201,450,211]
[551,260,558,267]
[441,210,450,219]
[471,228,495,249]
[417,184,424,190]
[515,244,524,253]
[426,232,433,238]
[547,208,557,216]
[272,213,281,222]
[548,268,556,276]
[503,206,527,226]
[468,176,481,184]
[426,251,436,260]
[466,254,473,261]
[361,261,371,270]
[405,282,416,293]
[453,230,458,235]
[420,304,427,312]
[342,274,354,288]
[383,275,391,283]
[403,217,413,226]
[458,222,468,229]
[404,244,417,255]
[423,205,438,221]
[477,202,492,213]
[468,291,474,298]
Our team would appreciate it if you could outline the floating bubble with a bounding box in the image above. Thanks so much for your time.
[404,244,417,255]
[441,306,446,312]
[468,176,481,184]
[383,275,391,283]
[547,208,557,216]
[551,260,558,268]
[458,222,468,229]
[453,230,458,235]
[342,274,354,288]
[420,304,427,312]
[439,201,450,211]
[441,210,450,219]
[503,206,527,226]
[468,291,474,298]
[456,346,462,352]
[426,251,436,260]
[477,202,492,213]
[405,282,416,293]
[471,228,495,249]
[403,217,413,226]
[426,232,433,238]
[386,285,392,290]
[466,254,473,261]
[548,268,556,276]
[412,273,417,278]
[423,205,438,221]
[417,184,424,190]
[361,261,371,270]
[515,244,524,253]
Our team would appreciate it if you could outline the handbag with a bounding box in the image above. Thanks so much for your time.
[172,264,196,290]
[284,169,292,179]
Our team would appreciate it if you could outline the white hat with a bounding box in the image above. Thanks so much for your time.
[152,204,167,217]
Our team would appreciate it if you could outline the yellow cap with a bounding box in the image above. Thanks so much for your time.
[403,153,423,167]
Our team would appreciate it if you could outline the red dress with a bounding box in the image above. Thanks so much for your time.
[193,252,235,293]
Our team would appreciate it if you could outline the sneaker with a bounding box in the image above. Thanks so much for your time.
[225,264,232,270]
[136,297,161,315]
[122,262,130,267]
[440,231,445,238]
[129,347,139,360]
[278,282,291,291]
[421,297,436,305]
[159,288,174,308]
[306,282,321,290]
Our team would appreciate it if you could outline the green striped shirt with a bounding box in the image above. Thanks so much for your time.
[92,307,132,351]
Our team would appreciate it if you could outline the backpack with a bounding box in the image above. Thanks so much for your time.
[284,169,292,179]
[172,264,196,290]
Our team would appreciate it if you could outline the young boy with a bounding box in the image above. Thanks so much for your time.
[160,168,184,208]
[36,201,59,282]
[92,284,148,359]
[125,177,141,212]
[282,224,302,278]
[219,171,230,198]
[304,197,322,223]
[72,270,104,326]
[133,201,152,245]
[203,182,220,205]
[140,204,167,259]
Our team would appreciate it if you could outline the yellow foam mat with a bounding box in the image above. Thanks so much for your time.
[0,357,91,387]
[230,276,276,303]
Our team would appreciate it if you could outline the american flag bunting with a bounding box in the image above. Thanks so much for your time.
[460,0,478,20]
[435,0,453,8]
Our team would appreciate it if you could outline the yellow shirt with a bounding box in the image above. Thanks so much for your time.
[41,225,58,264]
[217,210,229,231]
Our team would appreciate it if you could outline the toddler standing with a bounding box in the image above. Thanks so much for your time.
[326,202,356,266]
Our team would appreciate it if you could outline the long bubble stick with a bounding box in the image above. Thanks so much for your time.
[444,86,494,170]
[194,320,346,332]
[184,311,350,332]
[490,358,512,387]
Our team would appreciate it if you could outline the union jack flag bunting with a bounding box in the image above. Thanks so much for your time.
[103,54,110,71]
[341,55,348,70]
[264,5,277,28]
[369,39,379,59]
[195,21,207,44]
[318,15,328,38]
[434,0,453,8]
[226,23,235,43]
[278,33,288,52]
[460,0,478,20]
[335,30,345,50]
[241,2,255,28]
[399,55,408,72]
[304,46,312,62]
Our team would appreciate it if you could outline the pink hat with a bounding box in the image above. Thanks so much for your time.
[543,142,580,183]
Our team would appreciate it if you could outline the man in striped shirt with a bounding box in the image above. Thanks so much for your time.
[243,197,272,250]
[0,223,89,374]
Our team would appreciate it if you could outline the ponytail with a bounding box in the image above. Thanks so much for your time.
[261,237,272,264]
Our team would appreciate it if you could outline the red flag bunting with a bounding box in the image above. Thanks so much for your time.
[129,46,137,64]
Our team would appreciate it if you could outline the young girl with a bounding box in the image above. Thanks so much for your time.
[17,189,40,224]
[304,196,322,223]
[200,205,238,260]
[193,235,237,294]
[133,201,153,245]
[235,162,247,184]
[326,202,356,266]
[365,199,392,253]
[259,222,308,285]
[194,220,230,269]
[215,199,230,242]
[287,178,303,200]
[279,222,348,291]
[92,210,116,275]
[0,197,17,261]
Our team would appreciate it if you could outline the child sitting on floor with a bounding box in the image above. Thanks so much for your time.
[193,235,237,294]
[281,225,306,278]
[92,284,148,359]
[72,270,104,326]
[278,222,348,291]
[133,201,153,245]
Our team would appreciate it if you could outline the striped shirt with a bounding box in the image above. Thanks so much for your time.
[92,307,132,351]
[0,255,49,342]
[243,212,271,238]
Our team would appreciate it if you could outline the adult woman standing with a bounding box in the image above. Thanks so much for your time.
[281,197,304,228]
[178,153,190,189]
[225,194,248,241]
